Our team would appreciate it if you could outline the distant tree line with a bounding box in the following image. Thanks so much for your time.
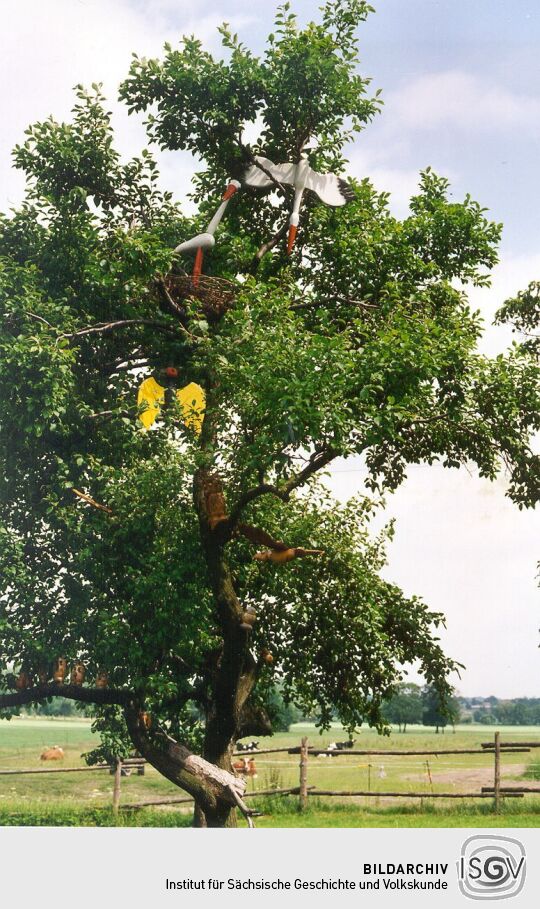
[22,687,540,731]
[461,697,540,726]
[382,683,460,733]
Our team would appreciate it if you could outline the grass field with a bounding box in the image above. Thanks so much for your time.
[0,717,539,827]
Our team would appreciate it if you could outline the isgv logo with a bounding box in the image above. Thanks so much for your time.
[458,835,526,900]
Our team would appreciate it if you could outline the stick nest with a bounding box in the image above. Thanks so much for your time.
[164,275,238,322]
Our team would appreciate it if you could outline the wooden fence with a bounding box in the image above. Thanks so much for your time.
[1,733,538,815]
[112,733,538,812]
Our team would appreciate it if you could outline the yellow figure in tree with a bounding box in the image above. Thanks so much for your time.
[137,367,205,434]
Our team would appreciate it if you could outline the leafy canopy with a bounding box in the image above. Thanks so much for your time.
[1,2,539,751]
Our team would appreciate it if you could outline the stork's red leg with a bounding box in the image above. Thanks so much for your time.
[287,224,298,254]
[193,247,204,286]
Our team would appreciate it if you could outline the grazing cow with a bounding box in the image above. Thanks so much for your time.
[236,740,259,752]
[320,739,355,757]
[40,745,64,761]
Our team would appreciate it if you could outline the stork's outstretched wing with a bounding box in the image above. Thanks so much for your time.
[243,156,296,190]
[305,171,355,207]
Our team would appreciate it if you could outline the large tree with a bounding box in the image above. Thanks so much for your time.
[1,2,539,826]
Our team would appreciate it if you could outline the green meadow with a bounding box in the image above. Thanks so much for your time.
[0,718,538,827]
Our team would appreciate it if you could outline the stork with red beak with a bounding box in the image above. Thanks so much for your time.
[174,179,241,280]
[242,152,354,252]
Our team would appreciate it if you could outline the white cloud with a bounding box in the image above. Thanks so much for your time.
[327,460,540,698]
[0,0,252,210]
[345,147,421,217]
[466,251,540,355]
[387,70,540,133]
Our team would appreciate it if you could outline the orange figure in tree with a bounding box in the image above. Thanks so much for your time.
[204,475,229,530]
[237,523,324,565]
[253,546,324,564]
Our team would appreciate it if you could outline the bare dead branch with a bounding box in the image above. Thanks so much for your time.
[72,488,113,514]
[23,311,56,330]
[85,409,134,421]
[58,319,182,343]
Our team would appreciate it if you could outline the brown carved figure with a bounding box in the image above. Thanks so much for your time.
[238,523,323,564]
[240,606,257,632]
[203,474,228,530]
[70,662,86,686]
[53,658,67,683]
[15,671,31,690]
[96,670,109,689]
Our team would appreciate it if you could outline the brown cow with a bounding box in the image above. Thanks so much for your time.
[40,746,64,761]
[233,757,257,778]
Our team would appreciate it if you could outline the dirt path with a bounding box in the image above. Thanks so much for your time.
[405,763,527,789]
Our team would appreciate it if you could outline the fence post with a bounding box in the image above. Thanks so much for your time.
[493,732,501,814]
[426,760,434,794]
[299,737,309,812]
[112,758,122,814]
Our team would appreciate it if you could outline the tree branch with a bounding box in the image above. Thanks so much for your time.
[251,220,289,272]
[124,707,247,817]
[58,319,182,342]
[252,157,288,194]
[0,684,134,709]
[23,311,56,330]
[228,447,337,526]
[156,278,197,340]
[72,488,113,515]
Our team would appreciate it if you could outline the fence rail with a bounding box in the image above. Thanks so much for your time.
[482,741,540,749]
[305,790,524,799]
[298,748,530,756]
[0,757,145,777]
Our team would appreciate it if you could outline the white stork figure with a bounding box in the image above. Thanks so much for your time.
[174,179,241,281]
[243,153,354,253]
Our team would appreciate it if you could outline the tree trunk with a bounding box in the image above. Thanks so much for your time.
[124,708,246,827]
[189,465,260,826]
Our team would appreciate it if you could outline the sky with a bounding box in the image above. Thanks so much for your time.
[0,0,539,697]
